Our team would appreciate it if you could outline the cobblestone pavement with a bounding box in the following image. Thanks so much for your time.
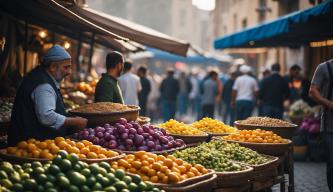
[273,162,329,192]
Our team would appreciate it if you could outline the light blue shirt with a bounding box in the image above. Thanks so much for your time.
[30,74,66,130]
[201,78,218,105]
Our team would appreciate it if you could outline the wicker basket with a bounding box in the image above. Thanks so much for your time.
[158,173,217,192]
[218,138,292,156]
[234,121,297,139]
[0,149,124,164]
[113,145,186,155]
[136,116,151,126]
[69,105,140,127]
[168,133,210,144]
[214,166,253,188]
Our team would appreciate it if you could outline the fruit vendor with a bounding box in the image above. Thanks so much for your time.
[94,51,125,104]
[8,45,87,145]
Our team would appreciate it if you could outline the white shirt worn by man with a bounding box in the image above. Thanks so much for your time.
[233,74,259,101]
[118,72,142,105]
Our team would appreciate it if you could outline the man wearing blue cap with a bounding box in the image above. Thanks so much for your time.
[8,45,87,145]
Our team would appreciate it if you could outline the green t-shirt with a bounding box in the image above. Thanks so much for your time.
[94,73,124,104]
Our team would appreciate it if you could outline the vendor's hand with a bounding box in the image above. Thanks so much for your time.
[74,117,88,130]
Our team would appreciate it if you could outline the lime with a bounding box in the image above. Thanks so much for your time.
[104,186,117,192]
[13,164,22,171]
[49,165,61,175]
[52,156,62,166]
[80,168,91,177]
[98,162,111,170]
[58,150,68,159]
[89,163,100,175]
[1,179,13,188]
[81,185,91,192]
[46,174,57,183]
[122,176,132,185]
[86,176,96,187]
[37,174,47,184]
[78,161,88,169]
[31,162,42,168]
[106,172,116,181]
[98,167,108,176]
[9,172,21,183]
[59,159,72,172]
[0,162,14,173]
[68,171,86,186]
[58,176,70,188]
[22,163,32,169]
[23,179,38,190]
[113,181,127,191]
[57,172,66,178]
[109,168,116,173]
[37,185,45,192]
[24,168,33,174]
[68,185,80,192]
[20,173,30,180]
[33,167,45,175]
[73,163,82,172]
[152,188,161,192]
[45,188,57,192]
[128,183,138,191]
[12,183,24,191]
[121,189,130,192]
[138,182,147,191]
[114,169,125,180]
[92,182,103,190]
[68,153,79,164]
[101,177,111,187]
[44,181,54,188]
[145,182,153,191]
[131,174,141,184]
[0,171,8,179]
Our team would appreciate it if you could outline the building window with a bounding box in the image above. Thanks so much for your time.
[242,19,247,29]
[257,0,267,22]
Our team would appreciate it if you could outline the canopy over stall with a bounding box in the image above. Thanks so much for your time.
[214,0,333,49]
[68,5,190,56]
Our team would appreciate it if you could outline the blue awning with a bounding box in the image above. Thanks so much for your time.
[147,48,223,65]
[214,0,333,49]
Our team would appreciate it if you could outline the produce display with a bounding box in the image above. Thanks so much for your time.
[63,99,80,110]
[176,140,268,165]
[4,137,119,159]
[76,80,97,95]
[71,102,132,113]
[159,119,206,136]
[111,151,209,184]
[0,99,13,122]
[72,118,185,152]
[300,117,320,133]
[191,117,237,134]
[0,151,161,192]
[222,129,289,143]
[289,99,312,117]
[172,142,245,172]
[238,117,294,127]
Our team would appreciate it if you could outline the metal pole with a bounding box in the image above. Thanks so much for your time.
[87,33,95,76]
[23,19,28,75]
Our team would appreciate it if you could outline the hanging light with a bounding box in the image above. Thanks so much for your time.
[64,41,71,49]
[38,30,47,38]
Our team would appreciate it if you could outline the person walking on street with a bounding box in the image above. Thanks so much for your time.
[222,72,236,125]
[259,63,289,119]
[231,65,259,120]
[95,51,125,104]
[118,61,142,106]
[9,45,87,145]
[309,59,333,192]
[160,69,179,121]
[137,66,151,116]
[285,64,302,103]
[201,71,219,118]
[177,72,192,118]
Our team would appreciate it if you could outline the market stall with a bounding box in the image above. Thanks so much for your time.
[0,101,296,192]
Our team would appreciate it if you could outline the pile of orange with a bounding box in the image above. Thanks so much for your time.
[5,137,119,159]
[111,151,209,184]
[223,129,288,143]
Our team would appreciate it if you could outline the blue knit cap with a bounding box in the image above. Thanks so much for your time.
[43,45,71,62]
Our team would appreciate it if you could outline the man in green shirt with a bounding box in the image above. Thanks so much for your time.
[95,51,124,103]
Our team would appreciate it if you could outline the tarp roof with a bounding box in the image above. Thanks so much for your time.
[214,0,333,49]
[68,5,190,56]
